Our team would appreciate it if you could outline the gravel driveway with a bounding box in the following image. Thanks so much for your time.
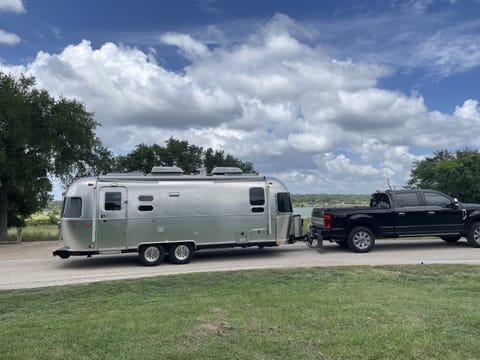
[1,238,479,290]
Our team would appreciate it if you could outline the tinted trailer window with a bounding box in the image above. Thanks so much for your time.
[277,192,293,213]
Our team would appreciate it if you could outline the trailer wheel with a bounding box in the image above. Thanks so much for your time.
[347,227,375,253]
[139,245,165,266]
[169,243,194,264]
[467,222,480,248]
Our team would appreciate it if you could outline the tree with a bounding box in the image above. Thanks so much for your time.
[0,73,110,242]
[114,138,256,175]
[204,148,255,174]
[407,148,480,202]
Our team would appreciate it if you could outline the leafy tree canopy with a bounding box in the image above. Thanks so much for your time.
[406,148,480,202]
[114,138,255,175]
[0,72,111,239]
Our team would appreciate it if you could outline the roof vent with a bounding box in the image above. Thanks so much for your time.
[151,166,184,175]
[210,167,243,175]
[106,171,144,176]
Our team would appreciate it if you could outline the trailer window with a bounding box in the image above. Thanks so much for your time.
[62,197,82,218]
[277,192,293,213]
[105,192,122,211]
[139,195,154,202]
[138,205,154,212]
[250,187,265,206]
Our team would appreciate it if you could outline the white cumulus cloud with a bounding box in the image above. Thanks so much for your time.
[1,14,479,193]
[0,29,20,45]
[0,0,25,13]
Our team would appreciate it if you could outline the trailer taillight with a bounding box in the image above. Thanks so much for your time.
[323,214,332,230]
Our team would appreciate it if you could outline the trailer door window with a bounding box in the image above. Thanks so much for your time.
[105,192,122,211]
[277,192,293,213]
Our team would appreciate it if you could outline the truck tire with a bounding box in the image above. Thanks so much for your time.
[139,244,165,266]
[169,243,194,264]
[467,222,480,248]
[347,227,375,253]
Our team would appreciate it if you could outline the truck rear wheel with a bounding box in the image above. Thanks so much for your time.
[467,222,480,248]
[169,243,194,264]
[139,245,165,266]
[347,227,375,253]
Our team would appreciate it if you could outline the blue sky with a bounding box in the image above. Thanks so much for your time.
[1,0,480,196]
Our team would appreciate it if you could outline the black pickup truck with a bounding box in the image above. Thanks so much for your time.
[308,189,480,252]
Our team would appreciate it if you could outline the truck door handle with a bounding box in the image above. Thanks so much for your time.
[428,211,435,215]
[398,212,405,216]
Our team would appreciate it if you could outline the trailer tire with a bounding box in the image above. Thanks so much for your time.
[467,222,480,248]
[169,243,194,264]
[139,245,165,266]
[347,227,375,253]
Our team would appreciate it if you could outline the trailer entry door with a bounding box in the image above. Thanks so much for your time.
[97,187,128,249]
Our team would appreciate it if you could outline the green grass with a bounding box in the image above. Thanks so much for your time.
[7,224,58,242]
[1,265,479,359]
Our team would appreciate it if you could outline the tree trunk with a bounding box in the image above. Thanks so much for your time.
[0,183,8,243]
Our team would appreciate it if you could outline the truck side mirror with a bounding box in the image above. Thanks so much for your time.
[453,198,459,209]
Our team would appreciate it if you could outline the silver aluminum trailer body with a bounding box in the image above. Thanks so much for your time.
[54,171,299,265]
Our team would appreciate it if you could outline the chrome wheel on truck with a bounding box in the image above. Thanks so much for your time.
[347,227,375,253]
[467,222,480,248]
[169,243,194,264]
[139,245,165,266]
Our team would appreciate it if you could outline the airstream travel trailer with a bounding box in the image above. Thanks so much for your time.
[53,167,303,266]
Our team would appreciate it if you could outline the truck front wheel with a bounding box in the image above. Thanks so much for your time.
[467,222,480,248]
[347,227,375,253]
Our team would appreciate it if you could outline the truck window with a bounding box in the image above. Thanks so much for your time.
[395,192,420,207]
[370,194,390,208]
[105,192,122,211]
[277,192,293,213]
[250,187,265,206]
[62,197,82,218]
[424,192,452,208]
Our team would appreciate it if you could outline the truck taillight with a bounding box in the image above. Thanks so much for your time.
[323,214,332,230]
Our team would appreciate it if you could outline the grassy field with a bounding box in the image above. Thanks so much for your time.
[1,265,479,359]
[7,224,58,242]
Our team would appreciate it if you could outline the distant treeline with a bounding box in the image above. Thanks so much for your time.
[292,194,370,207]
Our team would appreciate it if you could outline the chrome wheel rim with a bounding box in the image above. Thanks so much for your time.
[144,246,160,262]
[174,245,190,261]
[353,231,371,250]
[474,227,480,244]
